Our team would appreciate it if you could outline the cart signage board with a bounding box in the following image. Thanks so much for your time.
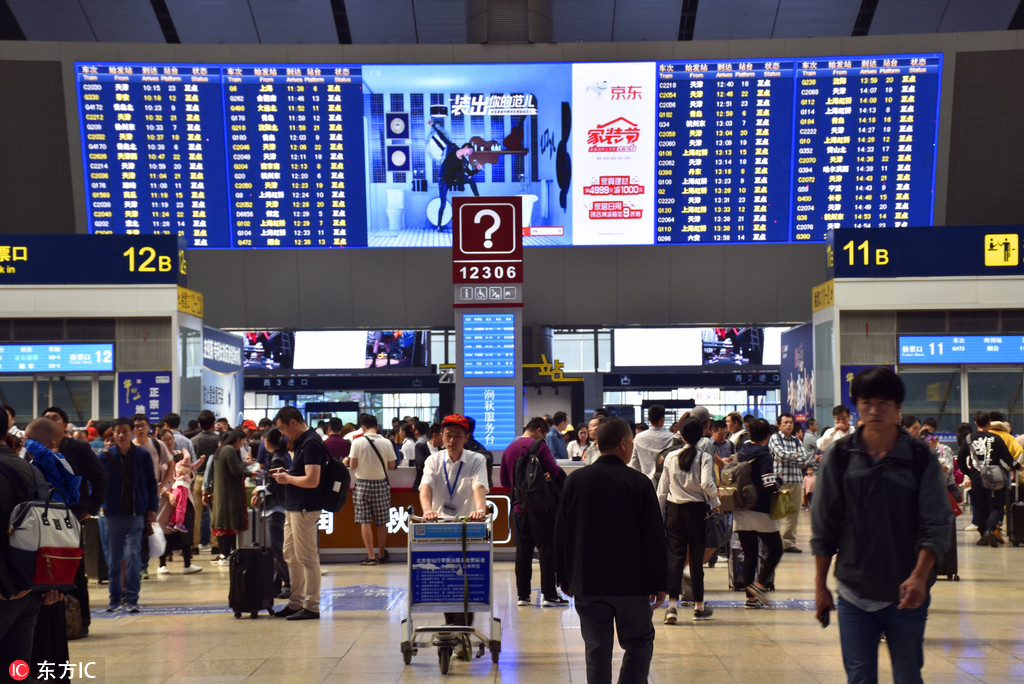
[409,551,491,605]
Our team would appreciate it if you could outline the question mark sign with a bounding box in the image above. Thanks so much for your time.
[474,209,501,249]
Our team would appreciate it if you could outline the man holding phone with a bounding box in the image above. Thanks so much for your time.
[811,367,951,683]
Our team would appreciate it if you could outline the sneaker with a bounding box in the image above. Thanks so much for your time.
[105,602,121,613]
[747,584,772,607]
[212,556,230,566]
[543,595,569,607]
[744,599,763,609]
[693,606,714,621]
[140,569,149,580]
[984,532,999,548]
[783,547,804,553]
[964,524,978,532]
[516,597,531,606]
[679,599,695,608]
[286,608,320,621]
[198,543,211,551]
[277,588,292,600]
[156,566,170,575]
[274,606,300,618]
[359,557,378,566]
[663,606,678,624]
[182,564,203,574]
[126,604,140,614]
[173,524,189,533]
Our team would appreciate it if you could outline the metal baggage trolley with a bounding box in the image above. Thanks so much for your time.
[400,515,502,674]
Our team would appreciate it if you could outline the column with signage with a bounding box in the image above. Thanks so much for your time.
[452,197,523,454]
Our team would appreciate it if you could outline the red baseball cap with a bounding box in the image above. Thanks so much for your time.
[241,419,258,430]
[441,414,469,432]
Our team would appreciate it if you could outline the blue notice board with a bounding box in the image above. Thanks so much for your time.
[410,550,490,605]
[0,344,113,373]
[463,385,517,451]
[462,313,515,378]
[899,336,1024,364]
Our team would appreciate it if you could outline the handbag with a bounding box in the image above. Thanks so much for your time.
[769,484,798,520]
[704,512,732,549]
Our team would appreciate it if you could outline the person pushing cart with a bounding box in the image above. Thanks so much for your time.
[401,414,499,672]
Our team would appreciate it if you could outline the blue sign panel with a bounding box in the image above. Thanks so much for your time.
[118,371,173,422]
[0,344,114,374]
[898,336,1024,364]
[828,226,1024,279]
[409,550,490,605]
[462,313,516,378]
[202,327,245,426]
[463,386,517,451]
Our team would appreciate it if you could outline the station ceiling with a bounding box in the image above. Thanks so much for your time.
[2,0,1022,44]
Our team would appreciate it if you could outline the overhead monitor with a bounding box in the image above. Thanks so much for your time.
[898,335,1024,364]
[75,54,941,248]
[0,343,114,373]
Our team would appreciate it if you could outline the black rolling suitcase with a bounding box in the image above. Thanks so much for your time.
[1008,481,1024,547]
[82,516,108,584]
[935,524,959,581]
[228,505,276,619]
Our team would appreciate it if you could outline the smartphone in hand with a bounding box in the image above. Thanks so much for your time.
[818,607,832,628]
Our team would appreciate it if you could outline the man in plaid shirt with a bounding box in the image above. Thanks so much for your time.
[769,413,811,553]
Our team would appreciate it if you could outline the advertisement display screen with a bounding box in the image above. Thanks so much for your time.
[614,327,785,367]
[75,55,940,248]
[241,330,428,370]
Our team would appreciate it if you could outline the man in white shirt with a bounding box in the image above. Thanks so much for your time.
[349,414,396,565]
[816,405,855,453]
[419,414,490,642]
[629,404,675,482]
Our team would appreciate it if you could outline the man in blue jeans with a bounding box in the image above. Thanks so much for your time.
[812,367,951,683]
[98,417,158,613]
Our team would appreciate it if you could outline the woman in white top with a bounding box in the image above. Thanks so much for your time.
[567,425,590,462]
[657,418,720,623]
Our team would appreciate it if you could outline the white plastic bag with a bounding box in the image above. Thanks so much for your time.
[148,523,166,558]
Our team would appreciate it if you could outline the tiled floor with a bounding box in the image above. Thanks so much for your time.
[71,514,1024,683]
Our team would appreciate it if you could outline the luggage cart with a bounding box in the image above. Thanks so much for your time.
[400,515,501,674]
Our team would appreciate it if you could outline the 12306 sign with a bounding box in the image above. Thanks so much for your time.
[452,197,523,285]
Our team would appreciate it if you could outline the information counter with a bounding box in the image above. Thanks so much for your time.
[317,460,584,562]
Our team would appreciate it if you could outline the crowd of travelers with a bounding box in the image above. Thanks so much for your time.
[2,366,1022,683]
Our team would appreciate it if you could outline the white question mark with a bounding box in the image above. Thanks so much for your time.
[475,209,501,249]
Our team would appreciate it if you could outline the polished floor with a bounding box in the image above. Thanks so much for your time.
[70,512,1024,683]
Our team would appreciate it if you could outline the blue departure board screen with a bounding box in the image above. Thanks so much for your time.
[77,63,366,249]
[899,336,1024,364]
[0,344,114,373]
[462,313,516,378]
[655,54,941,243]
[76,55,941,248]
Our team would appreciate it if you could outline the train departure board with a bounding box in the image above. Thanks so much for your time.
[655,54,941,243]
[77,63,366,248]
[76,55,940,249]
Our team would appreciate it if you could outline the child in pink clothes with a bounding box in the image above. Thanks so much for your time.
[802,464,816,509]
[168,455,194,533]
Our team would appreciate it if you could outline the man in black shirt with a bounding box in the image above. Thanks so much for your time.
[555,417,667,684]
[191,410,220,550]
[957,410,1021,547]
[271,406,325,621]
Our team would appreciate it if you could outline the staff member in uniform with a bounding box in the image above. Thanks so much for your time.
[418,414,490,658]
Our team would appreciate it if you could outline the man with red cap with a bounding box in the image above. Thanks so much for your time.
[418,414,490,656]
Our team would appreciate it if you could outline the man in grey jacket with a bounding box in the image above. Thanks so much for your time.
[812,367,951,684]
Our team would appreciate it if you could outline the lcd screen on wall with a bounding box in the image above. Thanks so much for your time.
[240,330,428,370]
[613,327,786,367]
[76,55,940,248]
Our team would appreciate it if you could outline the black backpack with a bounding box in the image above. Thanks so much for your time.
[513,439,559,512]
[306,439,351,514]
